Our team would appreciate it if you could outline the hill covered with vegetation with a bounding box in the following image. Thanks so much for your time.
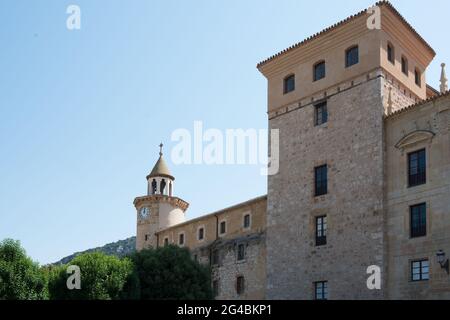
[54,236,136,265]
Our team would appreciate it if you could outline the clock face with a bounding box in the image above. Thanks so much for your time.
[139,207,150,220]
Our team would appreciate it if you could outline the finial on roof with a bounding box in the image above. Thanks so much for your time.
[146,142,174,181]
[440,63,448,93]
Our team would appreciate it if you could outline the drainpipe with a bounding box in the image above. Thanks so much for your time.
[210,214,219,267]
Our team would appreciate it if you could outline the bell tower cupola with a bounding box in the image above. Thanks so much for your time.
[146,143,175,196]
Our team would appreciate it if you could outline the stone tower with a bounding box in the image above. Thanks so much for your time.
[134,144,189,250]
[257,2,435,299]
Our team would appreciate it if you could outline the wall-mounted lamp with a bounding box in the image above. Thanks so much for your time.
[436,250,449,274]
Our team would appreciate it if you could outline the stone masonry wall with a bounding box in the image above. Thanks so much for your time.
[266,75,386,299]
[385,95,450,299]
[209,233,266,300]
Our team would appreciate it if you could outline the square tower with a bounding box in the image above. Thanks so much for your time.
[258,1,435,299]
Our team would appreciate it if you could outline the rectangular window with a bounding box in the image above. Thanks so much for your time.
[212,280,219,298]
[314,165,328,196]
[236,276,245,295]
[198,227,204,241]
[212,249,219,265]
[243,214,251,229]
[387,43,395,64]
[410,203,426,238]
[315,216,327,246]
[314,281,328,300]
[220,221,226,235]
[346,46,359,68]
[314,101,328,126]
[164,237,169,246]
[179,233,184,246]
[237,244,246,261]
[283,74,295,94]
[415,69,422,87]
[314,61,326,81]
[408,149,426,187]
[402,56,408,75]
[411,259,429,281]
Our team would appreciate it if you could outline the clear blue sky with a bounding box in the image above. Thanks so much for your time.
[1,0,448,264]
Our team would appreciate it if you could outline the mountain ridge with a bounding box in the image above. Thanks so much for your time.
[54,236,136,265]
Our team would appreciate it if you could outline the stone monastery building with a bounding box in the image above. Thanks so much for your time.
[134,1,450,299]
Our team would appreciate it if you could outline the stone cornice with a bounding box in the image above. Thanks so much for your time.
[133,195,189,212]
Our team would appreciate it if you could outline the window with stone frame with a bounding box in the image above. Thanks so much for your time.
[314,281,328,300]
[415,68,422,87]
[411,259,429,281]
[219,221,226,235]
[237,243,246,261]
[178,233,184,246]
[402,56,408,75]
[387,43,395,64]
[314,165,328,196]
[410,203,426,238]
[283,74,295,94]
[243,214,251,229]
[198,227,205,241]
[314,101,328,126]
[408,149,426,187]
[315,216,327,246]
[314,61,326,81]
[345,46,359,67]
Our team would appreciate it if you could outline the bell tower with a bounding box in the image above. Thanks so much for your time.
[134,144,189,250]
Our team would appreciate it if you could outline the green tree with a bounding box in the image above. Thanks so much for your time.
[131,245,212,300]
[0,239,48,300]
[48,252,135,300]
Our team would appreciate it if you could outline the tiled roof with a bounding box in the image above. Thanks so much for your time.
[257,1,435,69]
[386,90,450,118]
[427,84,439,95]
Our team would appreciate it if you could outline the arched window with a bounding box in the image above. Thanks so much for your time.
[415,68,422,87]
[313,61,326,81]
[387,42,395,64]
[160,179,166,195]
[345,45,359,68]
[402,56,408,75]
[151,179,157,194]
